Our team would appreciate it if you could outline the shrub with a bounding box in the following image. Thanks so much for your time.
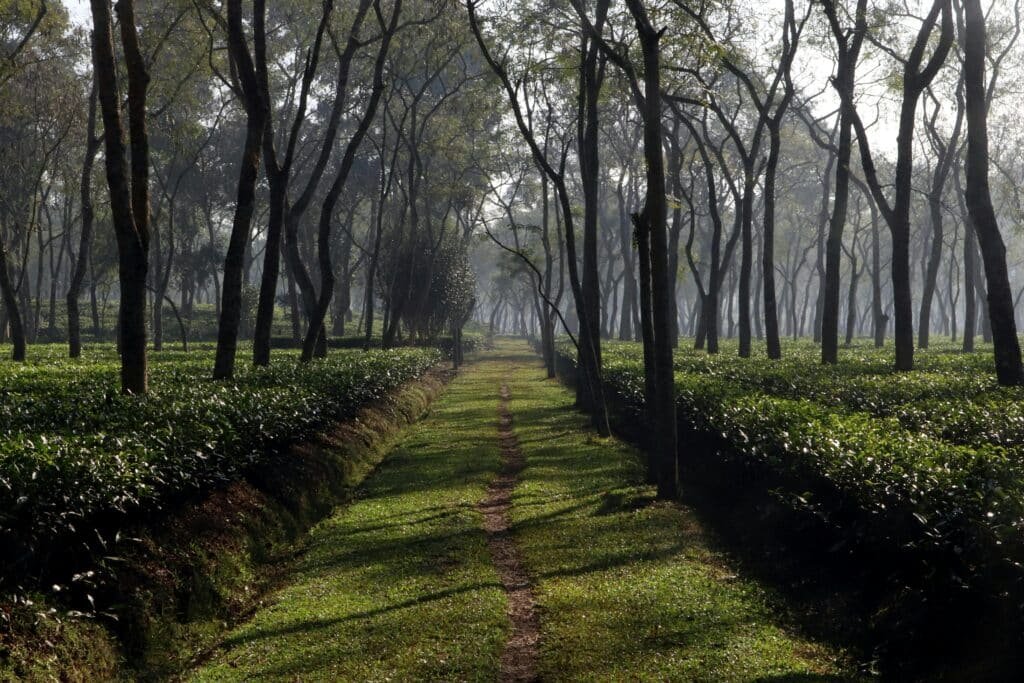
[0,346,440,586]
[554,340,1024,597]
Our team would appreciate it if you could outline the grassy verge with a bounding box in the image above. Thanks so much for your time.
[504,342,854,680]
[188,340,853,681]
[188,357,511,681]
[554,339,1024,675]
[1,367,449,681]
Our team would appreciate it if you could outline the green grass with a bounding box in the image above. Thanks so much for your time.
[189,340,851,680]
[503,342,852,681]
[188,356,511,681]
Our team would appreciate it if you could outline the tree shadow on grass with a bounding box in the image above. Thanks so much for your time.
[215,579,501,650]
[753,675,854,683]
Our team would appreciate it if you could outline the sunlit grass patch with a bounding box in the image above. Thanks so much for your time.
[189,357,511,681]
[506,344,852,680]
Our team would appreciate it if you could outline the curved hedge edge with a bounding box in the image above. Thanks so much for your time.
[0,365,455,682]
[542,342,1024,679]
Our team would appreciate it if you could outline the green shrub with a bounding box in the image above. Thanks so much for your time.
[0,345,440,586]
[553,340,1024,595]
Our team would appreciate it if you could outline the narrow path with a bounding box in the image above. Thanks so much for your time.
[187,341,854,681]
[188,356,511,681]
[478,383,540,682]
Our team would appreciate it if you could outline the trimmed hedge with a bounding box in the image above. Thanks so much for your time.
[555,341,1024,600]
[267,332,487,358]
[0,346,440,587]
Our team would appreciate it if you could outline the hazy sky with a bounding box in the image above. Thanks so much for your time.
[64,0,88,25]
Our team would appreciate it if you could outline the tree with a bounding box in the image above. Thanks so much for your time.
[468,0,611,434]
[840,0,955,371]
[252,0,336,366]
[301,0,401,362]
[68,64,101,358]
[91,0,152,394]
[624,0,679,498]
[960,0,1024,385]
[211,0,269,380]
[818,0,868,365]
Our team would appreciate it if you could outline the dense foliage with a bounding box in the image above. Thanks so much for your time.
[0,344,440,584]
[556,340,1024,598]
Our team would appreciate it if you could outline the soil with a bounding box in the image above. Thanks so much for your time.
[478,383,541,683]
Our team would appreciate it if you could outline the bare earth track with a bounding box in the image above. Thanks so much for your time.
[478,383,541,683]
[187,344,849,681]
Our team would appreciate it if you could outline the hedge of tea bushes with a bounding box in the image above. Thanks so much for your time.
[556,341,1024,595]
[0,346,440,581]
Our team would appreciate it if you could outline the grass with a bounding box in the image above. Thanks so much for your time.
[503,343,853,681]
[188,355,511,681]
[555,336,1024,676]
[188,340,853,681]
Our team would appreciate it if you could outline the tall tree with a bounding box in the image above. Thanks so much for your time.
[843,0,955,371]
[961,0,1024,385]
[301,0,401,362]
[468,0,611,433]
[819,0,868,365]
[918,85,963,349]
[212,0,269,380]
[625,0,679,498]
[90,0,151,394]
[67,65,101,358]
[251,0,336,366]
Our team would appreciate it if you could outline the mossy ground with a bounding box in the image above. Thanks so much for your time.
[505,344,854,680]
[189,356,510,681]
[189,340,853,681]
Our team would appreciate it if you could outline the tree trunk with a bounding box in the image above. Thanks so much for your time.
[0,242,25,361]
[91,0,151,394]
[820,0,866,365]
[302,1,397,362]
[214,0,268,379]
[616,178,635,340]
[845,253,859,346]
[68,75,100,359]
[763,123,783,359]
[844,0,953,372]
[628,0,677,498]
[962,0,1024,384]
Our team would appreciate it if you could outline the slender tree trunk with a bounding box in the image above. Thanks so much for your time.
[843,0,953,372]
[69,76,100,358]
[91,0,151,393]
[577,15,607,427]
[214,0,268,379]
[737,169,754,357]
[616,179,635,341]
[812,152,836,344]
[870,196,886,347]
[253,170,286,364]
[627,0,677,497]
[964,216,977,352]
[302,1,397,362]
[0,241,25,361]
[919,99,962,349]
[845,253,859,346]
[763,124,783,359]
[821,0,865,365]
[962,0,1024,384]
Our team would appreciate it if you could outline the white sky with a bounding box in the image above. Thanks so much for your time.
[64,0,89,25]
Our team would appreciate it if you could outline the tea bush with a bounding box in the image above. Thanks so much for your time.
[0,344,440,582]
[555,340,1024,594]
